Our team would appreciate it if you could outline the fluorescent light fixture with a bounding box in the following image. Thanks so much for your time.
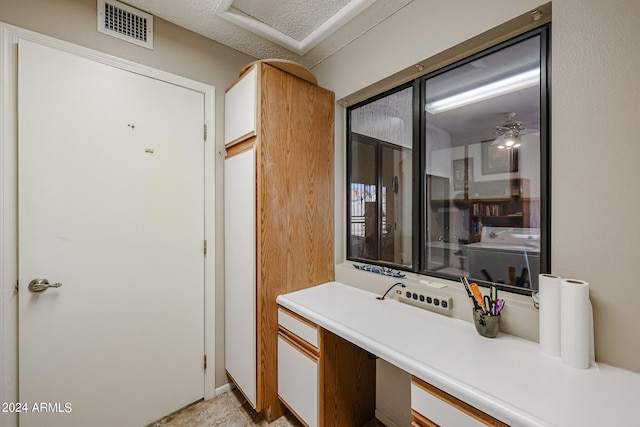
[426,68,540,114]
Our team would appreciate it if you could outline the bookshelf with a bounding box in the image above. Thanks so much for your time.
[468,178,531,241]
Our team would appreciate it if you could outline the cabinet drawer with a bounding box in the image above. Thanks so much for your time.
[411,377,507,427]
[278,333,319,427]
[278,307,319,349]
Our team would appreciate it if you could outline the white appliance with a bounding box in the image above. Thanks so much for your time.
[466,227,540,289]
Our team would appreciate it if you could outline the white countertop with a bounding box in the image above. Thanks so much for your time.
[276,281,640,427]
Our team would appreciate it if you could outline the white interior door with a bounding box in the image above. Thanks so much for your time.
[17,39,205,427]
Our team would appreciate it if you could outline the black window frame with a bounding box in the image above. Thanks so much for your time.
[346,24,551,295]
[346,81,415,271]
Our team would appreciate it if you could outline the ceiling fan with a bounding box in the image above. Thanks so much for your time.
[493,112,527,149]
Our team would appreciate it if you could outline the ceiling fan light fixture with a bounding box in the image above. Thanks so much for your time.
[494,132,520,149]
[492,113,526,149]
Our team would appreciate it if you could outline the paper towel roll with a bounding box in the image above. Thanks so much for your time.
[539,274,562,356]
[560,279,593,369]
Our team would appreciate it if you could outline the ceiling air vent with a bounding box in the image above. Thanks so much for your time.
[97,0,153,49]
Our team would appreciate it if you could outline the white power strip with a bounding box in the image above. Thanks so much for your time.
[397,286,453,314]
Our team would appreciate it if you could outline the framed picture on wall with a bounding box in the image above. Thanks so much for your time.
[453,158,473,191]
[481,140,519,174]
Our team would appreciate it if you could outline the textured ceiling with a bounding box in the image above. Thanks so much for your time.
[232,0,351,42]
[123,0,414,68]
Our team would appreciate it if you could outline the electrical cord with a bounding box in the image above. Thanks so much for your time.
[376,282,406,300]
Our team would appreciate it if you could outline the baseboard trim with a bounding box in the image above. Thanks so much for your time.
[214,382,234,397]
[375,409,402,427]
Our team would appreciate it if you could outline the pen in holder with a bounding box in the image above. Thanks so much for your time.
[473,309,500,338]
[460,278,504,338]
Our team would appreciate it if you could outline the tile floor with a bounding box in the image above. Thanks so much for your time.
[149,388,386,427]
[149,388,303,427]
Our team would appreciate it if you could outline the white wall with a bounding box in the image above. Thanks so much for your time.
[551,0,640,373]
[314,0,640,374]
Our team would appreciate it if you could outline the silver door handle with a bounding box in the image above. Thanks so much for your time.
[28,278,62,293]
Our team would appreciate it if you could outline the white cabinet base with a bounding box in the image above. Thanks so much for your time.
[277,334,319,427]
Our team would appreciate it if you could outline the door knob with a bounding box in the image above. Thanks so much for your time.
[28,278,62,293]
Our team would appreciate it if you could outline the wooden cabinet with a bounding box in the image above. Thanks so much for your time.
[224,60,335,421]
[277,307,376,427]
[411,377,507,427]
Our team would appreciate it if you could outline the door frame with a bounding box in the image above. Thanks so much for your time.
[0,23,216,427]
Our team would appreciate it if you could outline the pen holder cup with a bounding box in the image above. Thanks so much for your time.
[473,309,500,338]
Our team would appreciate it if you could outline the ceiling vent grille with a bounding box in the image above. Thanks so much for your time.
[97,0,153,49]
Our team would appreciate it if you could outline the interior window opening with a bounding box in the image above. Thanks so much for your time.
[423,32,545,292]
[347,25,549,295]
[348,86,414,268]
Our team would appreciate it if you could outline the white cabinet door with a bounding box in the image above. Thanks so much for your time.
[278,335,319,427]
[224,65,257,145]
[224,148,257,407]
[411,383,485,427]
